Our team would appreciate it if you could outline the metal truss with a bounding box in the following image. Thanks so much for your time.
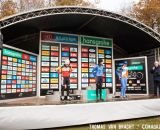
[0,6,160,42]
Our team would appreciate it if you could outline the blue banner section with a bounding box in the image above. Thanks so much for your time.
[106,77,112,83]
[89,73,95,78]
[50,73,59,78]
[18,59,22,63]
[55,33,78,44]
[105,50,111,55]
[61,52,69,57]
[12,76,17,79]
[30,55,37,62]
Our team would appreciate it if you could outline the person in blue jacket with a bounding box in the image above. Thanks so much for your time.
[92,59,104,101]
[118,62,128,99]
[116,61,128,99]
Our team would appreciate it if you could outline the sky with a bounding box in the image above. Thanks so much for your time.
[12,0,140,13]
[89,0,140,12]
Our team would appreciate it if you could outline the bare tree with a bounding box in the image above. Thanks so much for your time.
[18,0,45,12]
[0,0,17,19]
[51,0,94,7]
[123,0,160,32]
[0,0,96,19]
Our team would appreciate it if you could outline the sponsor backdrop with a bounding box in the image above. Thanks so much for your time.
[0,47,37,99]
[81,36,113,93]
[81,46,96,89]
[40,32,113,95]
[40,43,60,95]
[98,48,112,91]
[115,57,148,94]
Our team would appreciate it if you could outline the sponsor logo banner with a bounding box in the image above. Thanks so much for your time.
[70,63,77,68]
[98,49,104,54]
[81,48,88,52]
[106,78,112,83]
[70,58,77,62]
[41,62,50,66]
[42,45,50,50]
[89,53,96,58]
[70,78,77,83]
[41,73,49,78]
[81,58,88,62]
[70,48,77,52]
[106,64,112,68]
[81,53,88,58]
[70,73,77,78]
[50,78,58,83]
[62,47,70,52]
[82,84,88,88]
[98,54,104,58]
[42,51,50,56]
[50,73,59,78]
[82,73,88,78]
[51,52,59,56]
[41,56,50,61]
[81,63,88,67]
[41,67,50,72]
[51,46,59,51]
[51,57,58,61]
[50,84,58,89]
[106,59,112,63]
[81,36,112,47]
[41,78,49,83]
[41,84,49,89]
[70,53,77,57]
[61,52,69,57]
[70,84,77,89]
[89,78,96,83]
[105,50,112,55]
[82,68,88,72]
[82,78,88,83]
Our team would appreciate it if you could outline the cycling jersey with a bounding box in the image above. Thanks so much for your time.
[56,64,73,77]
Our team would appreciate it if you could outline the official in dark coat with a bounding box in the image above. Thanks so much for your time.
[151,61,160,96]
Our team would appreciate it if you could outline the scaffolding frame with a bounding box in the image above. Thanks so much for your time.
[0,6,160,43]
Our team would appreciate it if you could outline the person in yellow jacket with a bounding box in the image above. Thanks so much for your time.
[56,59,73,100]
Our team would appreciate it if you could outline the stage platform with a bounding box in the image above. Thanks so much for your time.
[0,96,160,130]
[0,95,158,107]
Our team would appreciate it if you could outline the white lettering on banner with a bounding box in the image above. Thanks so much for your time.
[82,38,110,46]
[118,124,134,129]
[142,124,160,129]
[108,124,117,129]
[56,36,77,43]
[89,124,105,129]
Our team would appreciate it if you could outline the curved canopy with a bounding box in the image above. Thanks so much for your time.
[0,7,160,54]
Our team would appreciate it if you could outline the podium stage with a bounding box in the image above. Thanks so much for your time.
[0,97,160,130]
